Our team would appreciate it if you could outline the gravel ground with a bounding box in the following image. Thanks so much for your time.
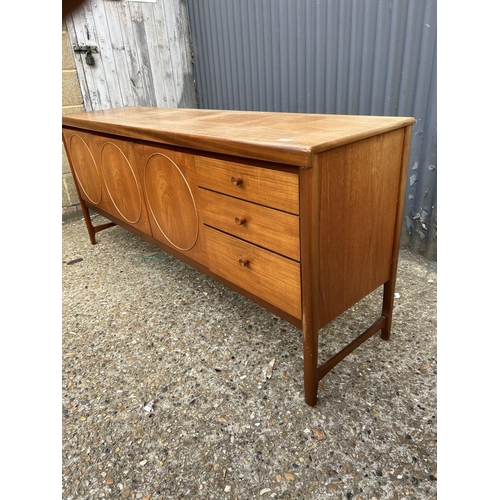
[62,214,437,500]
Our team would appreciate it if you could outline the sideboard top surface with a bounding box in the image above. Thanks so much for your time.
[62,107,415,167]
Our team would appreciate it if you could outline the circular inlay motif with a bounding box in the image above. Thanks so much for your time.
[101,142,142,224]
[144,153,198,251]
[69,134,101,205]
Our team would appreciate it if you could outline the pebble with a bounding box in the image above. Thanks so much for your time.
[311,427,326,441]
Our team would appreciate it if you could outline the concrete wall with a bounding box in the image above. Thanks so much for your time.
[62,19,85,220]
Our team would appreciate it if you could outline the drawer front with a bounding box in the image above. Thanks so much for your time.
[195,156,299,214]
[205,226,301,319]
[199,189,300,261]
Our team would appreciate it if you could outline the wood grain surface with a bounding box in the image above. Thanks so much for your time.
[204,226,301,319]
[133,143,208,266]
[316,128,406,327]
[62,107,415,167]
[199,189,300,261]
[195,156,299,214]
[63,129,102,205]
[63,129,152,236]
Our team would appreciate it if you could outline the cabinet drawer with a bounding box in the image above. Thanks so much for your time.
[205,227,301,319]
[199,189,300,261]
[195,156,299,214]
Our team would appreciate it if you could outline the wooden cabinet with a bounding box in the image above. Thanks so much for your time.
[62,107,415,406]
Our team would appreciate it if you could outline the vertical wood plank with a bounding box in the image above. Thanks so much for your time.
[66,3,98,110]
[144,0,177,108]
[102,1,137,107]
[299,163,320,406]
[173,0,198,107]
[79,2,113,109]
[129,2,157,106]
[92,0,123,108]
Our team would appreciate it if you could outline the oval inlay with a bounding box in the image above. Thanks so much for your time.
[144,153,198,251]
[101,142,142,224]
[69,134,101,205]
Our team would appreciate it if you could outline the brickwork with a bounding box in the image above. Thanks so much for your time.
[62,19,84,220]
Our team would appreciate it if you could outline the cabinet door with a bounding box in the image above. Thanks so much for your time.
[62,129,152,236]
[63,129,103,207]
[133,144,207,266]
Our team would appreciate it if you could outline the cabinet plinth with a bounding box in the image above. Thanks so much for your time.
[62,106,415,406]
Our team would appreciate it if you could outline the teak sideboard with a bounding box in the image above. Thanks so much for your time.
[62,107,415,406]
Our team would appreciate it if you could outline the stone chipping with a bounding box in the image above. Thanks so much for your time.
[62,215,437,500]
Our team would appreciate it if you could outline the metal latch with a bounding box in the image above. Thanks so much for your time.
[73,45,99,66]
[73,44,99,54]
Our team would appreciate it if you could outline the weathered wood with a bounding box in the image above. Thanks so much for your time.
[66,0,196,111]
[92,0,125,108]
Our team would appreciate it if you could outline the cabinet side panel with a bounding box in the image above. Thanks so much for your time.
[317,129,405,327]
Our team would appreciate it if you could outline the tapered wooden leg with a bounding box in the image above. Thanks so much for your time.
[381,279,396,340]
[80,202,97,245]
[302,322,319,407]
[79,202,117,245]
[299,163,320,407]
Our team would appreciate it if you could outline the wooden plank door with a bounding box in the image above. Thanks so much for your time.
[65,0,197,111]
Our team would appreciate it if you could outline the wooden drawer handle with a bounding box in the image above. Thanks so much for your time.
[234,216,246,226]
[239,258,249,267]
[231,176,243,186]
